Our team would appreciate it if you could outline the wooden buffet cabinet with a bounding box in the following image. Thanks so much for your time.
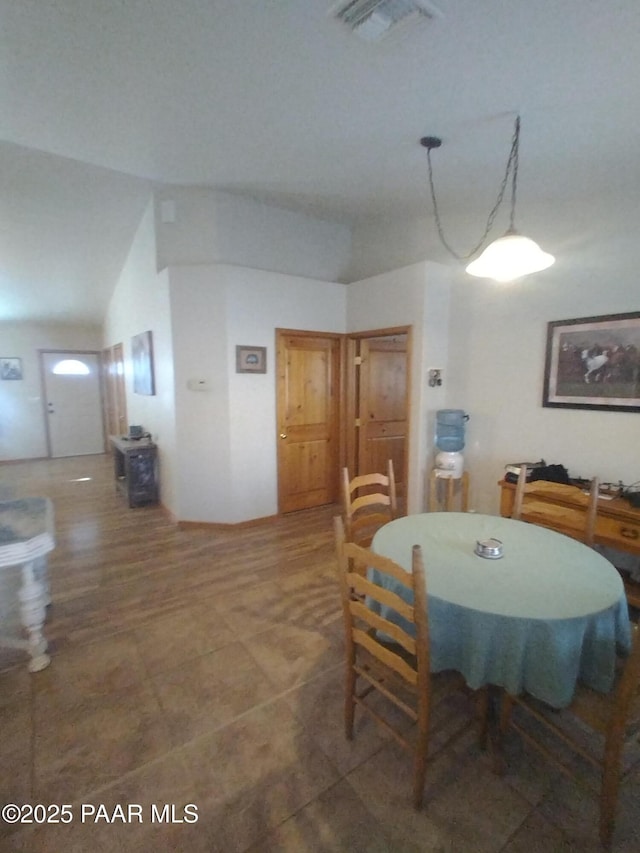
[499,479,640,555]
[499,478,640,606]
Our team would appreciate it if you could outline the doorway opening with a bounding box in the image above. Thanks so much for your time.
[345,327,411,511]
[276,326,411,515]
[39,349,105,458]
[276,329,343,513]
[103,343,127,448]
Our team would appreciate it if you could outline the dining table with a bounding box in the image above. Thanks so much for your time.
[0,497,54,672]
[371,511,632,708]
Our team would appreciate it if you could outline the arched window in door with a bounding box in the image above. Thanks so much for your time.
[52,359,91,375]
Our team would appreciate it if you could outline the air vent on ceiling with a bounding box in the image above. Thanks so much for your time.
[331,0,443,42]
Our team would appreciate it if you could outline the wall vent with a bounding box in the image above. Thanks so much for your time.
[331,0,443,42]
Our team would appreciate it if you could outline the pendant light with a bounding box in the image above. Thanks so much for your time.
[420,116,554,282]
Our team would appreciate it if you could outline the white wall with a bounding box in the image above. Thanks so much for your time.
[346,261,452,514]
[103,200,178,513]
[0,322,102,461]
[168,263,346,523]
[103,190,356,524]
[349,199,640,514]
[168,266,232,523]
[448,264,640,513]
[18,183,636,527]
[155,187,352,284]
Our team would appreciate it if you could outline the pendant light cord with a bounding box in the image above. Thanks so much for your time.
[509,116,519,233]
[424,116,521,261]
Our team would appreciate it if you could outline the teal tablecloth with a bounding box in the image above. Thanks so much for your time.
[372,512,631,708]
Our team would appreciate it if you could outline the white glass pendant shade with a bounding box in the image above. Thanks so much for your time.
[465,232,555,282]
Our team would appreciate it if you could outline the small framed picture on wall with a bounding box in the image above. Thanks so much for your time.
[236,346,267,374]
[1,357,23,380]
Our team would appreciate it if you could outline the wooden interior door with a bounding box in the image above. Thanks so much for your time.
[103,343,127,442]
[349,330,410,503]
[276,330,342,513]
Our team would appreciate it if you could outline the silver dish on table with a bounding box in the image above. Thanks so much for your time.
[474,538,504,559]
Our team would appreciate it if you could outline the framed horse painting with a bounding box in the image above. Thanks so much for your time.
[543,311,640,412]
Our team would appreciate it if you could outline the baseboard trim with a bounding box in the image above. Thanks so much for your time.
[177,514,279,530]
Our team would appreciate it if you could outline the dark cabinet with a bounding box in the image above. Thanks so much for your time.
[110,436,158,507]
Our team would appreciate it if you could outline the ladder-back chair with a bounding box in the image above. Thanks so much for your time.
[333,515,479,809]
[341,459,397,547]
[499,626,640,847]
[512,466,599,546]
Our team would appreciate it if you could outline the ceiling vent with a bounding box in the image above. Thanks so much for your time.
[331,0,443,42]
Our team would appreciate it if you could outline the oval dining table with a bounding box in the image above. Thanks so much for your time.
[371,512,632,708]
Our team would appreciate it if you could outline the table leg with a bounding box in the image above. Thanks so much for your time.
[18,559,50,672]
[34,555,51,607]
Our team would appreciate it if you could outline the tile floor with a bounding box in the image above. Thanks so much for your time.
[1,455,639,852]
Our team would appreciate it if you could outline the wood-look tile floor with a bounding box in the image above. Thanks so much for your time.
[1,455,639,851]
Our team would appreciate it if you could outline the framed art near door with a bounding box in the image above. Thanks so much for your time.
[132,331,155,396]
[236,345,267,374]
[1,357,23,380]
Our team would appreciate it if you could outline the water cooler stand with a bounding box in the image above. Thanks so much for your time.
[430,410,470,511]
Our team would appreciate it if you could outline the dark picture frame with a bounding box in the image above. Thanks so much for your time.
[132,331,155,395]
[236,345,267,374]
[0,357,23,380]
[543,311,640,412]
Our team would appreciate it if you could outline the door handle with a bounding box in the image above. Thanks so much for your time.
[280,433,287,439]
[47,403,54,413]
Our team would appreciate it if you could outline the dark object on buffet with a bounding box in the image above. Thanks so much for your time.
[623,484,640,508]
[528,463,570,485]
[504,460,574,485]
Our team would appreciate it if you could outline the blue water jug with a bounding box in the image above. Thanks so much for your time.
[435,409,468,453]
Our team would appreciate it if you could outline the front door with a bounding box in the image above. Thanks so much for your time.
[40,350,105,457]
[276,330,342,513]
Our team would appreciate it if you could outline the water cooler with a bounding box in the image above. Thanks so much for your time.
[430,409,470,512]
[434,409,469,479]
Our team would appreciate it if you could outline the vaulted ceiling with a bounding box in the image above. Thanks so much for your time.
[2,1,639,323]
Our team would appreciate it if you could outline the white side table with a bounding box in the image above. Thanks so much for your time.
[0,498,54,672]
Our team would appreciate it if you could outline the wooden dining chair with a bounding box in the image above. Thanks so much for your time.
[341,459,398,547]
[333,515,482,809]
[512,466,599,545]
[498,626,640,847]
